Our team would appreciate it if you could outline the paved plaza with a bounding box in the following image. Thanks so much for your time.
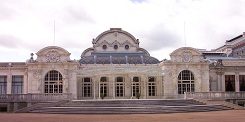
[0,110,244,122]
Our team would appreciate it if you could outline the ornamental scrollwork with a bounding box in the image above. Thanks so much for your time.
[46,49,60,62]
[181,51,193,62]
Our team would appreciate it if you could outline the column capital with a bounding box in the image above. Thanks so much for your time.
[216,71,224,75]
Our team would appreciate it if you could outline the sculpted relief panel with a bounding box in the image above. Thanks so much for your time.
[46,49,60,62]
[35,46,71,63]
[181,51,193,62]
[170,47,204,63]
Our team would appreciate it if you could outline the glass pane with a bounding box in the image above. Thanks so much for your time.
[239,75,245,91]
[12,75,23,94]
[225,75,235,92]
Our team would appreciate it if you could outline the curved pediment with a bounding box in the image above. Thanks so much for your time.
[91,28,140,53]
[92,28,139,45]
[170,47,204,62]
[36,46,71,63]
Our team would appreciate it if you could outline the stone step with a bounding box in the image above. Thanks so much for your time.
[196,99,245,110]
[28,99,233,114]
[62,99,204,107]
[30,104,232,114]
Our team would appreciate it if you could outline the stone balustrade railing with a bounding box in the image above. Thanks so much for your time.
[0,93,73,102]
[184,92,245,100]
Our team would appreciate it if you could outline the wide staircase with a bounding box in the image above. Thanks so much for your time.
[26,99,233,114]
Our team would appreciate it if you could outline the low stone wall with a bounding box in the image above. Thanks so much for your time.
[0,102,28,112]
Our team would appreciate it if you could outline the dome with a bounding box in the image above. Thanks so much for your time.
[80,53,159,64]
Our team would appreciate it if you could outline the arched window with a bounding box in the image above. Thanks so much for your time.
[100,77,108,97]
[178,70,194,94]
[44,70,63,93]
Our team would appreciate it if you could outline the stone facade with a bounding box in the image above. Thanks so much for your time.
[0,28,245,99]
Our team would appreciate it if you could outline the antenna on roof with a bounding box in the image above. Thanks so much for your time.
[184,21,187,47]
[53,20,56,46]
[114,14,117,28]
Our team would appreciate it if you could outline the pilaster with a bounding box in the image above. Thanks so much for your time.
[23,70,28,94]
[235,72,239,92]
[216,69,224,91]
[7,72,12,94]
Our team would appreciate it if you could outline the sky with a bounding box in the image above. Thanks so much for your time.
[0,0,245,62]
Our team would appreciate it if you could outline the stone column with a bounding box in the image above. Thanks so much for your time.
[216,70,224,91]
[125,75,131,98]
[36,66,42,93]
[235,72,239,92]
[98,76,101,99]
[112,75,115,99]
[172,66,178,98]
[158,76,163,98]
[161,75,164,98]
[144,75,147,99]
[108,75,112,98]
[129,75,133,99]
[7,72,12,94]
[23,70,28,94]
[93,76,96,99]
[63,67,69,93]
[196,67,202,92]
[221,74,225,92]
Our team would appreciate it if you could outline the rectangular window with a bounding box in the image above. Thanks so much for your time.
[100,84,108,97]
[148,77,156,96]
[115,77,125,97]
[12,75,23,94]
[116,83,124,97]
[239,75,245,91]
[82,77,92,97]
[225,75,235,92]
[132,77,140,96]
[0,76,7,94]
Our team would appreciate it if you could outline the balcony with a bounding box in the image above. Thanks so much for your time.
[185,92,245,100]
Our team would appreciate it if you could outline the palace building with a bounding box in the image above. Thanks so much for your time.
[1,28,245,100]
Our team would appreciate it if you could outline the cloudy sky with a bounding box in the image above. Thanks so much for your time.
[0,0,245,62]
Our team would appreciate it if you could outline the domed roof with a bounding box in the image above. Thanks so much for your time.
[80,53,159,64]
[80,28,159,64]
[92,28,139,45]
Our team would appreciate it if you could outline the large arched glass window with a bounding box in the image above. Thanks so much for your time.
[44,70,63,93]
[178,70,194,94]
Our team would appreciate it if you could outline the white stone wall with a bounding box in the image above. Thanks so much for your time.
[161,47,210,99]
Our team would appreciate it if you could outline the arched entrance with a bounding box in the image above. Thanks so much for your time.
[177,70,195,95]
[44,70,63,93]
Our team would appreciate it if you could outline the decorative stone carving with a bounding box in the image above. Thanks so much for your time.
[77,65,163,76]
[32,69,41,80]
[46,49,60,62]
[181,51,193,62]
[63,74,68,91]
[31,68,42,91]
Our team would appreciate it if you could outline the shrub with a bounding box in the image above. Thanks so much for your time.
[136,92,141,99]
[100,93,105,99]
